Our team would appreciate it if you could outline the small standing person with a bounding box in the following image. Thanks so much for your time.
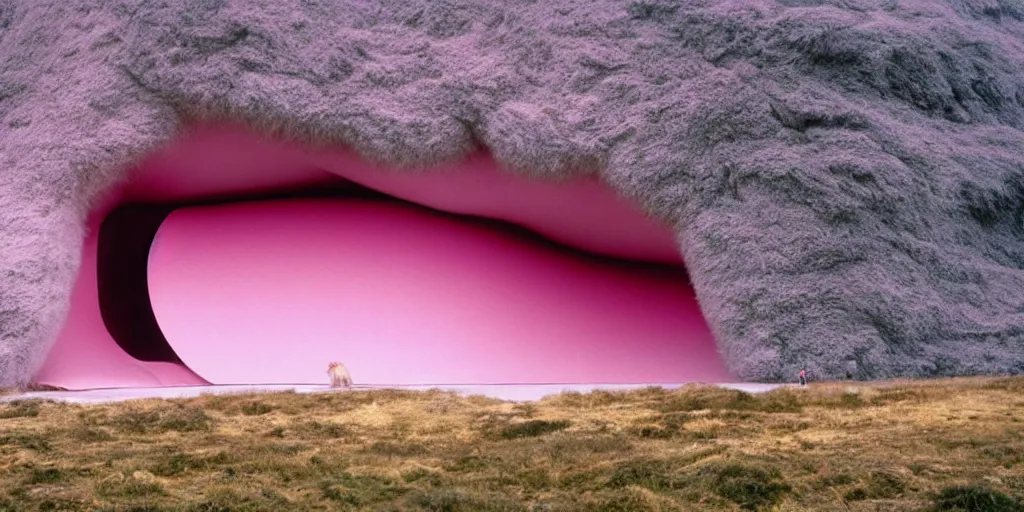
[798,368,807,387]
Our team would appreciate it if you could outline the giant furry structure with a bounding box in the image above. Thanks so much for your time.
[1,0,1023,387]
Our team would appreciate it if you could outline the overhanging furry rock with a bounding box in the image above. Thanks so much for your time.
[1,0,1023,388]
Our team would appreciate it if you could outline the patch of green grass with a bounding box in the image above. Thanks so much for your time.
[259,442,309,456]
[980,444,1024,468]
[654,387,803,414]
[517,468,552,490]
[813,472,855,490]
[846,470,907,500]
[112,405,213,434]
[547,435,632,462]
[151,451,230,477]
[556,468,607,492]
[69,425,115,443]
[0,432,52,452]
[28,468,66,485]
[607,459,682,492]
[839,391,865,408]
[294,420,346,439]
[931,485,1023,512]
[705,463,792,511]
[406,488,528,512]
[499,419,571,439]
[184,487,287,512]
[0,400,43,419]
[320,472,409,506]
[240,401,274,416]
[443,454,500,473]
[94,478,166,498]
[631,414,687,439]
[36,498,91,512]
[363,441,428,457]
[592,490,662,512]
[1004,475,1024,493]
[844,487,869,501]
[401,468,445,486]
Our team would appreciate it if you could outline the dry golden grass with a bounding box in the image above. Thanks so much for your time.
[1,378,1023,511]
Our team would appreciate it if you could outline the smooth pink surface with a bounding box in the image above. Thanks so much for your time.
[124,125,340,203]
[125,124,682,265]
[309,150,683,265]
[148,199,728,385]
[33,207,209,389]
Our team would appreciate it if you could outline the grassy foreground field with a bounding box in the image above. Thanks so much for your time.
[1,379,1023,511]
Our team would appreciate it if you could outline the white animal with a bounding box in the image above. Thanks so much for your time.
[327,361,353,389]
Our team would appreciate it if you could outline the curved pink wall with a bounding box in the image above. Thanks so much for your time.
[32,208,209,389]
[33,123,729,389]
[148,199,727,385]
[125,124,683,265]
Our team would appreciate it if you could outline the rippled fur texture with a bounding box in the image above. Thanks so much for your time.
[1,0,1023,385]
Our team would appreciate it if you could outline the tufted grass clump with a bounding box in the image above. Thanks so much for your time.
[499,419,571,439]
[110,404,213,434]
[931,485,1023,512]
[0,399,44,419]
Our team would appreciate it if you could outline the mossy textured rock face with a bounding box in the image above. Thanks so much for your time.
[1,0,1023,385]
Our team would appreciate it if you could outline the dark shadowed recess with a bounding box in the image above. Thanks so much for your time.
[97,203,182,363]
[96,180,380,364]
[96,180,694,365]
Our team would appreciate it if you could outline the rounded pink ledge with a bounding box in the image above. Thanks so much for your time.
[125,123,683,265]
[148,199,728,385]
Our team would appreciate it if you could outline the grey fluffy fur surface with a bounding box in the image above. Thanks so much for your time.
[1,0,1023,386]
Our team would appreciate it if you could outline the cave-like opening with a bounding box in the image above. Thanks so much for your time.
[33,122,730,389]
